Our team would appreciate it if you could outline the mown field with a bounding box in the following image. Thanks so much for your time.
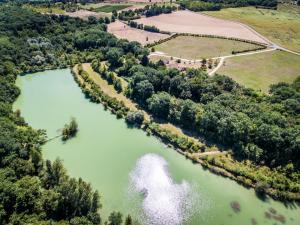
[153,36,263,59]
[205,4,300,52]
[218,50,300,93]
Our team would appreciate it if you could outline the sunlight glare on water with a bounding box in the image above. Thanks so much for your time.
[130,153,198,225]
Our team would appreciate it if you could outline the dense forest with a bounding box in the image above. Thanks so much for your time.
[179,0,278,11]
[0,4,145,224]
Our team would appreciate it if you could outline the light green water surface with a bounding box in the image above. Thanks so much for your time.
[13,69,300,225]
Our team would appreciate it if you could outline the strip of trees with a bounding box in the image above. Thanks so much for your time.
[115,3,178,21]
[179,0,278,12]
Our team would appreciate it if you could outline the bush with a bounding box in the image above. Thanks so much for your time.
[114,79,123,93]
[125,111,144,126]
[144,25,160,33]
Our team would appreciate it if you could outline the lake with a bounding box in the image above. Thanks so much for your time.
[14,69,300,225]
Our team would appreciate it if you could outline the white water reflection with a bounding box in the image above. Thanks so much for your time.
[130,153,196,225]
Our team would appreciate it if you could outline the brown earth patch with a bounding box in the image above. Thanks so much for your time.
[65,10,108,20]
[107,20,170,45]
[134,10,268,44]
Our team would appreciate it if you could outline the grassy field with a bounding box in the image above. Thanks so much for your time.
[154,36,263,59]
[93,4,131,13]
[205,4,300,52]
[218,50,300,93]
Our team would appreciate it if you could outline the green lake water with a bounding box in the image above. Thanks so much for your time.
[13,69,300,225]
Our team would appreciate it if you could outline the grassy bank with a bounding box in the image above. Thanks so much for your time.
[218,50,300,93]
[204,4,300,52]
[73,63,300,202]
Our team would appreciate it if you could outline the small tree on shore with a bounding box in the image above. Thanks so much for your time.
[125,215,133,225]
[125,111,144,127]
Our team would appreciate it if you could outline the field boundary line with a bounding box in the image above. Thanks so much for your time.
[200,10,300,56]
[150,48,276,62]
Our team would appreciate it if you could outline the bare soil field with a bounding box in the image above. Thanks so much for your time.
[134,10,268,44]
[107,20,170,45]
[65,10,108,20]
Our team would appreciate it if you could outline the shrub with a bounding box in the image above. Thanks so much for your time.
[125,111,145,126]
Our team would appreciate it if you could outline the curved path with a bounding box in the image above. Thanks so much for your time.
[209,48,277,76]
[150,48,277,76]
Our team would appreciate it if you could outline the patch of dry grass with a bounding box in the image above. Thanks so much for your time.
[108,20,170,45]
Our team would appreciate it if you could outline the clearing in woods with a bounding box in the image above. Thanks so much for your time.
[153,35,264,59]
[218,50,300,93]
[205,5,300,52]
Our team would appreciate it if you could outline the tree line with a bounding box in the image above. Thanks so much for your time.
[129,21,160,33]
[114,3,178,21]
[179,0,278,11]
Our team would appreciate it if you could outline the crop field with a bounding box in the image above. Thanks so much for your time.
[107,20,170,45]
[218,50,300,93]
[93,4,132,13]
[154,36,263,59]
[134,10,268,44]
[205,4,300,52]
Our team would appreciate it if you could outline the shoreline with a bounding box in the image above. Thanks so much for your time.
[70,63,300,202]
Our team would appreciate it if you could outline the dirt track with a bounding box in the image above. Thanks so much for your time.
[135,10,269,44]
